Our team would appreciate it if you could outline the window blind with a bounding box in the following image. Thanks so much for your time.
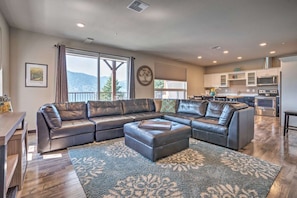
[154,63,187,81]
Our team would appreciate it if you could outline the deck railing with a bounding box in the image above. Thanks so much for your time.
[68,92,127,102]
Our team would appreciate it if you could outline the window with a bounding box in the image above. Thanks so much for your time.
[99,55,128,101]
[154,63,187,99]
[154,79,187,99]
[66,50,129,102]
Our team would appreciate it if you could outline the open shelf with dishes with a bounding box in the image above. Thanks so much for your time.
[228,72,246,81]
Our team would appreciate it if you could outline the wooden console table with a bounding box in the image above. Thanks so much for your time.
[0,112,27,198]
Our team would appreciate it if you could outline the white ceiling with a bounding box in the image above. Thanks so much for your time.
[1,0,297,66]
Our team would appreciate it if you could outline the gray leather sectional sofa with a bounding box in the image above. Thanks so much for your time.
[36,98,254,153]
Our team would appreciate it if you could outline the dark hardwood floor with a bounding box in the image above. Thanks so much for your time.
[19,115,297,198]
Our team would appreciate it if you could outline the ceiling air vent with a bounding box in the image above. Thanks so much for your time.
[127,0,149,13]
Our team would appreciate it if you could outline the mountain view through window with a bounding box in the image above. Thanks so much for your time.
[66,53,128,102]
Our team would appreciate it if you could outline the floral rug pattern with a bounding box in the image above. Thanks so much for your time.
[157,148,205,172]
[68,138,281,198]
[103,174,182,198]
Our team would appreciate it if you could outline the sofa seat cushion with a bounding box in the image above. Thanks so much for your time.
[191,118,228,135]
[163,113,202,126]
[90,115,134,131]
[127,112,163,121]
[50,119,95,139]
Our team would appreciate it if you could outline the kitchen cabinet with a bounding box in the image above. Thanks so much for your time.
[228,72,246,81]
[256,68,280,77]
[219,74,229,87]
[204,73,220,88]
[204,67,281,89]
[246,71,257,87]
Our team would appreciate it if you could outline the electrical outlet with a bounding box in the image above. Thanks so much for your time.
[247,89,250,92]
[252,89,255,92]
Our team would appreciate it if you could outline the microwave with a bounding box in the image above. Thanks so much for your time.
[257,76,278,86]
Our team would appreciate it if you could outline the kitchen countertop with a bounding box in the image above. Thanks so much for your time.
[216,93,258,97]
[191,93,258,100]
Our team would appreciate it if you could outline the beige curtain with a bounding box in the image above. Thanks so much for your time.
[55,45,68,103]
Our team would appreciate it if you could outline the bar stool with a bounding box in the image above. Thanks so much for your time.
[283,111,297,136]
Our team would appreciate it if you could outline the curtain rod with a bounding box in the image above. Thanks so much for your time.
[54,44,135,60]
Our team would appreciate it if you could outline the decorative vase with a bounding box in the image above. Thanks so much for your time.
[210,91,215,96]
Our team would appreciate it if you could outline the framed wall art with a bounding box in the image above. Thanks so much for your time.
[137,65,153,86]
[25,63,48,87]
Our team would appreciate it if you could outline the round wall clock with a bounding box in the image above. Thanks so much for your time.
[137,65,153,86]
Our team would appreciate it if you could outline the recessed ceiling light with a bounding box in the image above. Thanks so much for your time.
[270,51,276,54]
[197,56,202,59]
[237,57,242,60]
[76,23,85,28]
[282,42,286,45]
[213,60,217,64]
[259,43,267,47]
[223,50,229,54]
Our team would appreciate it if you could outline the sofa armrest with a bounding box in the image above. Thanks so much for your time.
[36,111,51,153]
[227,107,254,150]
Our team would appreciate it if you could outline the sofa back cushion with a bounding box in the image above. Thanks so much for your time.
[147,99,156,112]
[121,99,150,114]
[154,99,162,112]
[87,100,123,118]
[160,99,177,113]
[218,104,235,126]
[205,101,225,119]
[40,104,62,129]
[177,100,208,116]
[55,102,87,121]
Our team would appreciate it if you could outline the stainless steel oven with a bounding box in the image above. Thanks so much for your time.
[255,89,278,117]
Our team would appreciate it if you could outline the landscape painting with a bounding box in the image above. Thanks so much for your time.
[25,63,47,87]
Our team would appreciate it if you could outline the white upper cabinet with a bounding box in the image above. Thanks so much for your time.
[219,74,229,87]
[204,67,281,88]
[246,71,257,87]
[256,68,280,77]
[204,73,220,88]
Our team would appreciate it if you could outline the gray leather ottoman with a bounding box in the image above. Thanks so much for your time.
[123,118,191,162]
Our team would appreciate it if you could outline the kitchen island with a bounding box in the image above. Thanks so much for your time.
[191,94,255,106]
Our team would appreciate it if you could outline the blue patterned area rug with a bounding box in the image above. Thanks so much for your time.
[68,138,281,198]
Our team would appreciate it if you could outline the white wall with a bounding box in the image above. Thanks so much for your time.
[280,56,297,126]
[10,28,204,130]
[0,11,10,96]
